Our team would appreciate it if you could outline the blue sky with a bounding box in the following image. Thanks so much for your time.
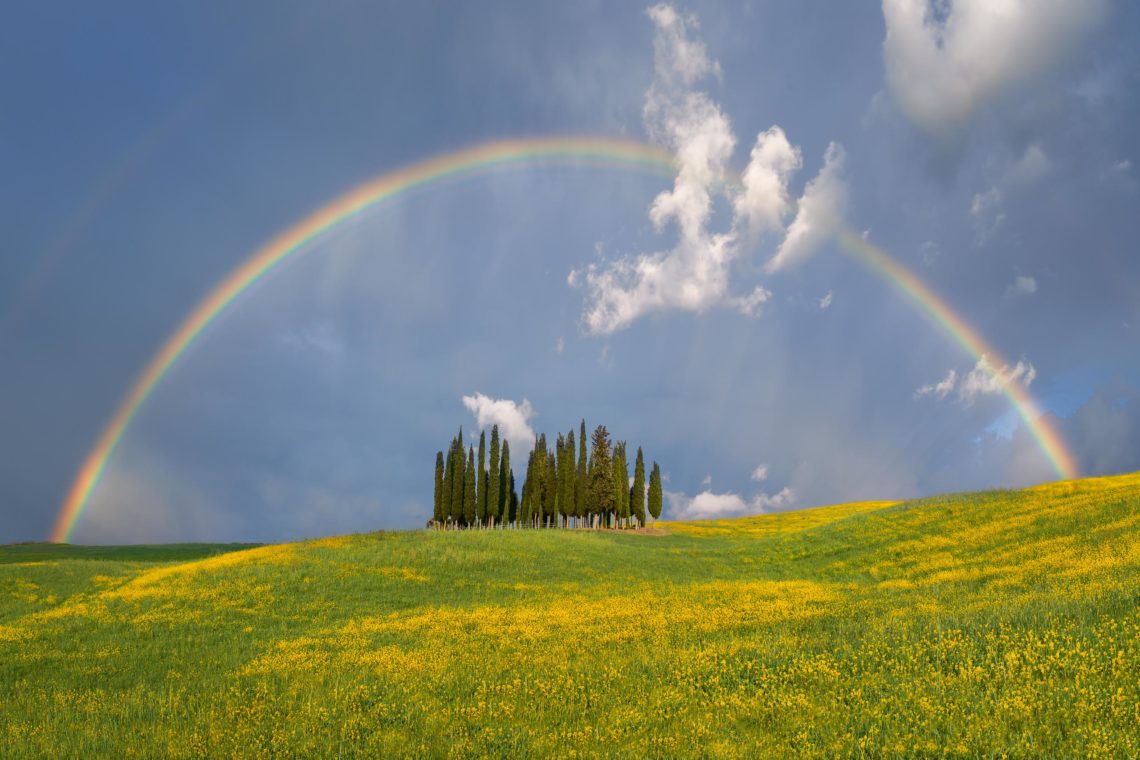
[2,1,1139,542]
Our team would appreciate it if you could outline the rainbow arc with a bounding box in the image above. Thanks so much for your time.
[51,136,1077,542]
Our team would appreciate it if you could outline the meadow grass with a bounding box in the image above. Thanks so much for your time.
[1,473,1138,758]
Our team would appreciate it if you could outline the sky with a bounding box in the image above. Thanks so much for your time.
[2,1,1139,543]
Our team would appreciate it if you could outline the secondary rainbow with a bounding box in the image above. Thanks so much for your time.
[51,136,1078,542]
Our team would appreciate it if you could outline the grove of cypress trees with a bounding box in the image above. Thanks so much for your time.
[430,421,661,531]
[434,451,445,525]
[648,461,663,526]
[477,430,488,527]
[631,447,646,528]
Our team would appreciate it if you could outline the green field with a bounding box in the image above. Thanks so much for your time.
[2,473,1138,758]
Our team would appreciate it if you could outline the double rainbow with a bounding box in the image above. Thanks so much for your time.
[50,136,1078,542]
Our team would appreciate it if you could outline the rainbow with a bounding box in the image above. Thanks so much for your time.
[51,136,1078,542]
[836,229,1077,479]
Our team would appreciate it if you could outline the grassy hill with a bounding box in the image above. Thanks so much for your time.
[2,473,1138,758]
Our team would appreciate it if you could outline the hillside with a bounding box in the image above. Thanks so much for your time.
[2,473,1138,757]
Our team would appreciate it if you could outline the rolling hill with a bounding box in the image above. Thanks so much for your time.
[2,472,1138,757]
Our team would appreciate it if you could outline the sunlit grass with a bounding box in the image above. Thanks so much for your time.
[2,473,1138,757]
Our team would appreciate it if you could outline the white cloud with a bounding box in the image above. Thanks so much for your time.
[750,463,769,481]
[765,143,847,273]
[818,290,833,310]
[882,0,1107,136]
[733,127,802,234]
[667,486,795,520]
[555,336,565,353]
[1006,274,1038,298]
[959,355,1036,404]
[915,368,957,400]
[461,393,537,453]
[701,474,712,486]
[577,5,843,334]
[914,355,1038,405]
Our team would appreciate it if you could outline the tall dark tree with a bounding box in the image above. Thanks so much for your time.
[587,425,613,527]
[433,451,445,525]
[613,442,629,528]
[499,439,511,526]
[477,430,488,527]
[449,429,465,524]
[463,447,477,526]
[520,448,536,527]
[631,447,647,528]
[576,420,588,524]
[560,430,575,528]
[488,425,501,527]
[544,448,558,528]
[508,469,519,524]
[554,433,567,527]
[648,461,663,526]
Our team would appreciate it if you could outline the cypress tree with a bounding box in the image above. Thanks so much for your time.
[554,433,566,527]
[433,451,445,525]
[631,447,646,528]
[545,449,557,528]
[508,470,519,524]
[443,436,456,523]
[576,420,588,522]
[587,425,613,527]
[488,425,501,528]
[499,439,511,526]
[450,429,465,524]
[561,430,575,528]
[613,442,629,528]
[464,447,476,526]
[477,430,488,527]
[648,461,663,526]
[520,448,536,527]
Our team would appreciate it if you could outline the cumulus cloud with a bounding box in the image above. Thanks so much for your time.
[734,127,802,234]
[959,355,1036,404]
[577,4,844,334]
[750,463,769,481]
[915,368,957,400]
[461,393,537,453]
[700,474,712,486]
[915,355,1037,405]
[882,0,1107,136]
[765,143,847,273]
[1006,274,1038,298]
[818,290,833,310]
[667,486,795,520]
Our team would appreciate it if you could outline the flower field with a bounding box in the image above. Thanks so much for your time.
[2,473,1138,757]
